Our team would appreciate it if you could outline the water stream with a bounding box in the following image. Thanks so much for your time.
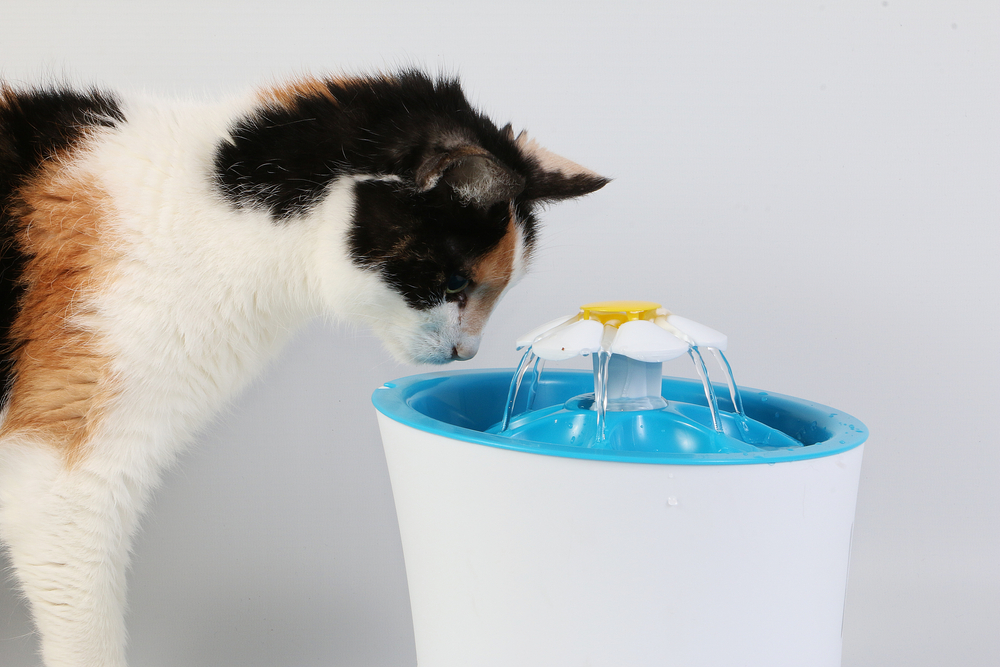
[500,348,537,432]
[594,350,611,444]
[500,344,733,444]
[525,356,544,413]
[710,347,751,438]
[499,334,762,447]
[688,346,723,433]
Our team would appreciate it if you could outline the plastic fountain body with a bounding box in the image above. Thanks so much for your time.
[373,301,866,667]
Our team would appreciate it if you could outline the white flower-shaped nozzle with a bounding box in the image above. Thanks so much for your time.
[515,301,728,362]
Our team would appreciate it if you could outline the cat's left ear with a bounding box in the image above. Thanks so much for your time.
[513,129,610,202]
[416,145,526,208]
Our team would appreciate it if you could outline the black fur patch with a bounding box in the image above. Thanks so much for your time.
[350,179,516,309]
[214,71,549,310]
[214,71,537,221]
[524,171,610,203]
[215,71,608,310]
[0,86,124,402]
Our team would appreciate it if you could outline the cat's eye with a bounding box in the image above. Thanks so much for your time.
[445,274,470,294]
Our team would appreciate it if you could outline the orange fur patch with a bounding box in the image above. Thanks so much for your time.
[464,211,519,335]
[257,74,391,110]
[1,159,120,465]
[257,76,341,108]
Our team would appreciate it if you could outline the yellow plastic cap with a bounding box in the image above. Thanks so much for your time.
[579,300,662,325]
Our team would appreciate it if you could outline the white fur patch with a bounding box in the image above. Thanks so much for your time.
[516,130,601,179]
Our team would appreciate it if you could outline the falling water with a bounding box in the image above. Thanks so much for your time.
[491,310,808,452]
[524,357,545,413]
[710,347,746,418]
[500,337,750,446]
[710,347,753,439]
[688,346,723,433]
[593,350,612,444]
[503,344,726,440]
[500,348,537,432]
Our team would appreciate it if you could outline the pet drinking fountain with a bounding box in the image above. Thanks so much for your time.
[373,301,866,667]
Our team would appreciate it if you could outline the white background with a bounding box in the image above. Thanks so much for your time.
[1,1,998,665]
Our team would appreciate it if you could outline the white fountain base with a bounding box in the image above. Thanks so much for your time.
[377,411,863,667]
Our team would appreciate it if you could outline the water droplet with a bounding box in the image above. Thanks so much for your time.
[839,440,846,444]
[760,392,769,402]
[667,497,678,507]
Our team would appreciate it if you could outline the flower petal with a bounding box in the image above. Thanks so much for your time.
[664,315,728,350]
[530,319,604,361]
[610,320,690,362]
[515,314,577,350]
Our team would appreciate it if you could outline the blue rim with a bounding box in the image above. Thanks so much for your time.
[372,369,868,465]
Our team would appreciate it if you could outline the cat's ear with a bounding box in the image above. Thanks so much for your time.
[416,146,526,208]
[515,130,610,202]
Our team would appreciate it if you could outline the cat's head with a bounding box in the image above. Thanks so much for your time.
[343,127,608,364]
[217,73,608,364]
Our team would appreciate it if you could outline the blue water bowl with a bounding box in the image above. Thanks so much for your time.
[374,368,867,465]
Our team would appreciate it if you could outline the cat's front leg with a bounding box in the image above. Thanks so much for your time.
[0,438,143,667]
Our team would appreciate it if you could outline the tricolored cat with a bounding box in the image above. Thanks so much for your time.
[0,71,606,666]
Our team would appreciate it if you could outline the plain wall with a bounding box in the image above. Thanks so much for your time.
[1,1,998,665]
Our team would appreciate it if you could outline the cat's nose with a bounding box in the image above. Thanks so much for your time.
[451,341,479,361]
